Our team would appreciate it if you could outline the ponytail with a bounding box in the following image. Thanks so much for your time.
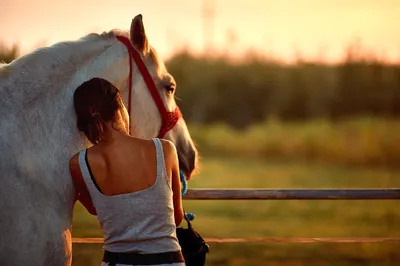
[85,112,106,144]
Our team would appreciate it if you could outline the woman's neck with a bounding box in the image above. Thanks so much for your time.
[100,122,130,143]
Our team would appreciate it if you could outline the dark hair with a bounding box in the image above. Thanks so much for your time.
[73,77,124,144]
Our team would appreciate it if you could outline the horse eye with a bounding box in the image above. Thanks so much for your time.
[165,84,175,94]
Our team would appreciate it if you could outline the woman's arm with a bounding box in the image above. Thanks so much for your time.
[162,140,184,226]
[69,155,97,216]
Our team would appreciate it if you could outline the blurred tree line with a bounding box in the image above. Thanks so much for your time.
[0,43,19,64]
[168,47,400,128]
[2,42,399,128]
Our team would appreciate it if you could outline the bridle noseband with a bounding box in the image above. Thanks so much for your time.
[116,36,182,138]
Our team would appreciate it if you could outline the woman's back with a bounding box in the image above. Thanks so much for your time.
[86,136,166,196]
[77,138,182,254]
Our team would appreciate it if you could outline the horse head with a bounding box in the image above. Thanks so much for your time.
[100,15,197,179]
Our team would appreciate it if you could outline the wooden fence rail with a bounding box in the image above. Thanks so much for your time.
[72,237,400,244]
[183,188,400,200]
[73,188,400,244]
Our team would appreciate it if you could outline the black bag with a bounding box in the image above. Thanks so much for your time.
[176,214,209,266]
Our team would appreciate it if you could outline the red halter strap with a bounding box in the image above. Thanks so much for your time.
[116,36,182,138]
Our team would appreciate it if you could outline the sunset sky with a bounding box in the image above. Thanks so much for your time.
[1,0,399,62]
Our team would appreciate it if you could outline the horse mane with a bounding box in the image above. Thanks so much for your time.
[1,30,129,75]
[0,30,131,113]
[0,28,161,78]
[0,63,8,77]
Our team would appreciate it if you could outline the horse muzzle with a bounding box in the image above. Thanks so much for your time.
[177,144,197,180]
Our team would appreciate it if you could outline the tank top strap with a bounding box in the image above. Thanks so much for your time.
[152,138,170,187]
[77,149,103,196]
[78,150,89,179]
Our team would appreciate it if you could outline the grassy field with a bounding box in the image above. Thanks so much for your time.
[190,118,400,168]
[72,156,400,266]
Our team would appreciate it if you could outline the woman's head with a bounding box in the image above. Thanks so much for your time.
[73,77,129,144]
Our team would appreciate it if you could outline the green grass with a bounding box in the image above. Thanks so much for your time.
[72,156,400,266]
[190,118,400,168]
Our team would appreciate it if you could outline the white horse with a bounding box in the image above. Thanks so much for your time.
[0,14,197,265]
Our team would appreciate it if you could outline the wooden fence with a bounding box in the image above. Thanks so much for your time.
[72,188,400,244]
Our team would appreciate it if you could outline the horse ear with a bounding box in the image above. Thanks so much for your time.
[130,14,149,54]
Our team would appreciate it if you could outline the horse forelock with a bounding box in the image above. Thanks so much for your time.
[108,29,129,39]
[106,29,162,72]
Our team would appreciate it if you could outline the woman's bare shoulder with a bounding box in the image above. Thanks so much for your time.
[159,139,177,155]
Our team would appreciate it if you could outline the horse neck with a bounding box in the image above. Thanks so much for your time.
[0,36,134,152]
[1,36,116,109]
[3,33,160,139]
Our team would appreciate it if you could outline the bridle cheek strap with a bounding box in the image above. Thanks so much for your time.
[116,36,182,138]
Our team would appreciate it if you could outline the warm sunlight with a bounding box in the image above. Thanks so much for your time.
[2,1,400,266]
[1,0,399,62]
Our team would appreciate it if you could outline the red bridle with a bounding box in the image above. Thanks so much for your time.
[116,36,182,138]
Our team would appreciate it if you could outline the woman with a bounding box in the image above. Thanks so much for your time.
[69,77,185,266]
